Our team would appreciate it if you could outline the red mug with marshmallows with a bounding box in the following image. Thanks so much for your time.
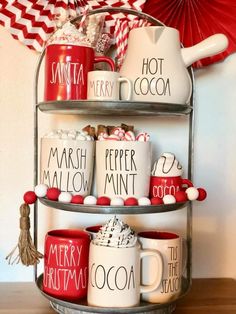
[43,229,90,301]
[150,152,193,198]
[44,44,115,101]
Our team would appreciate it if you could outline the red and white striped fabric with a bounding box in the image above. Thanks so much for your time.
[0,0,82,51]
[0,0,147,52]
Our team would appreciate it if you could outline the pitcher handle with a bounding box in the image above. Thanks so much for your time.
[140,249,163,294]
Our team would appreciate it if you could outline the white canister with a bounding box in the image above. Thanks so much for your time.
[40,138,95,195]
[96,141,151,199]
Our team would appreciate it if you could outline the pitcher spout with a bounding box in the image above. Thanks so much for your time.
[181,34,228,67]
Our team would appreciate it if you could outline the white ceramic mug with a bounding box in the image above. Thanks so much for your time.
[87,242,163,307]
[40,138,95,195]
[96,141,151,199]
[87,70,132,101]
[138,231,183,304]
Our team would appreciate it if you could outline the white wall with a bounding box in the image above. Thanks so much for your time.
[0,25,236,281]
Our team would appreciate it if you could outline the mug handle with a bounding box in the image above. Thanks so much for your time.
[118,77,132,101]
[94,56,115,71]
[140,249,163,294]
[181,178,193,190]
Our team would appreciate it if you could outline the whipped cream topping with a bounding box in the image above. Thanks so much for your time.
[93,216,137,248]
[43,129,94,141]
[47,21,87,46]
[151,152,183,177]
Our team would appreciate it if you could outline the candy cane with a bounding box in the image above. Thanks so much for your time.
[115,19,129,69]
[78,5,89,33]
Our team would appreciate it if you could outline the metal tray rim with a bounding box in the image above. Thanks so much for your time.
[39,198,189,214]
[36,274,189,313]
[37,101,192,116]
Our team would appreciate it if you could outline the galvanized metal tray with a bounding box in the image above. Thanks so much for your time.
[39,198,189,214]
[37,274,189,314]
[37,101,192,116]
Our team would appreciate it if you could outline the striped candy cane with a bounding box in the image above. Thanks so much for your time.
[78,5,89,33]
[115,19,129,69]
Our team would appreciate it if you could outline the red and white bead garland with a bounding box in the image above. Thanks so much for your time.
[23,184,207,206]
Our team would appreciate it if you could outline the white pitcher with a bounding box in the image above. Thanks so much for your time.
[120,26,228,104]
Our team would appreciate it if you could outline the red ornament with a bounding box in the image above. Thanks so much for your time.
[197,188,207,201]
[175,191,188,203]
[46,187,61,201]
[97,196,111,206]
[124,197,138,206]
[150,197,163,205]
[71,195,84,204]
[23,191,37,204]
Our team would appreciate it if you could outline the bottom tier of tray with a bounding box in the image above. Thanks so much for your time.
[36,274,190,314]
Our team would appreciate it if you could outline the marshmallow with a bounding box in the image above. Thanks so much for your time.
[106,134,120,141]
[98,132,109,141]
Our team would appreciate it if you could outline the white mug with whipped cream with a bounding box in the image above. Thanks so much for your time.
[87,217,163,308]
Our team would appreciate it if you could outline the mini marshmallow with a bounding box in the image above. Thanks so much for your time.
[67,130,77,139]
[84,195,97,205]
[186,187,199,201]
[106,134,120,141]
[76,133,87,141]
[58,192,72,203]
[124,131,136,141]
[138,197,151,206]
[136,132,150,142]
[80,130,88,136]
[34,184,48,198]
[110,197,124,206]
[85,135,93,141]
[98,132,109,141]
[163,194,176,204]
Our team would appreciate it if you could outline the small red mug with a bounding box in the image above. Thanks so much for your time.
[149,176,193,198]
[44,44,115,101]
[43,229,90,301]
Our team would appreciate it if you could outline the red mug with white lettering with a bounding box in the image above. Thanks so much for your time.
[43,229,90,301]
[150,176,193,198]
[44,44,115,101]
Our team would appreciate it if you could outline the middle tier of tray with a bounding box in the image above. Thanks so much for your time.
[38,101,192,116]
[39,198,189,214]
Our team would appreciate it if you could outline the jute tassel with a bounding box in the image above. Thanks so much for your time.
[6,203,43,266]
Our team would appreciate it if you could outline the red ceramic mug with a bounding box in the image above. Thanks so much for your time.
[149,176,193,198]
[43,229,90,301]
[44,44,115,101]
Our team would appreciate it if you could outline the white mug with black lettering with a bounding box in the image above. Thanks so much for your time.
[138,231,183,304]
[87,242,163,307]
[96,141,151,199]
[87,70,132,101]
